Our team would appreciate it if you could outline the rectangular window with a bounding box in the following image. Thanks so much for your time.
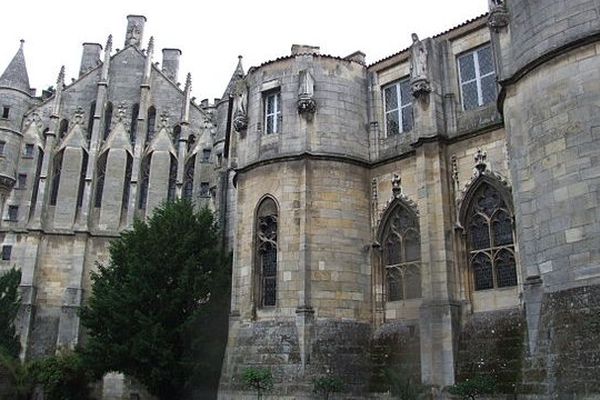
[17,174,27,189]
[383,79,413,136]
[24,143,34,157]
[264,91,282,134]
[1,245,12,261]
[200,182,210,198]
[458,45,497,110]
[0,141,5,156]
[7,205,18,221]
[2,107,9,119]
[202,149,211,162]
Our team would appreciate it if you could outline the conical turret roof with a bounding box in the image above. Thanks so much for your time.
[221,55,244,99]
[0,40,31,92]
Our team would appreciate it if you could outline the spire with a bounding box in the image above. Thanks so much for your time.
[144,36,154,82]
[185,73,192,92]
[147,36,154,55]
[0,40,31,92]
[57,65,65,87]
[221,55,244,99]
[101,35,113,81]
[182,73,192,123]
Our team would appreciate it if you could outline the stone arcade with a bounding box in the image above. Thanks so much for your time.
[0,0,599,398]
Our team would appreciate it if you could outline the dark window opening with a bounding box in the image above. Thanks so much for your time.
[130,103,139,144]
[49,151,63,206]
[146,106,156,142]
[2,107,10,119]
[58,119,69,139]
[1,245,12,261]
[103,102,113,140]
[7,206,18,221]
[256,197,278,307]
[17,174,27,189]
[95,153,107,207]
[24,144,34,157]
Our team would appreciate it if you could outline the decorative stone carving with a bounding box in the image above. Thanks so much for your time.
[72,107,85,126]
[488,0,510,30]
[232,79,248,132]
[297,70,316,115]
[126,22,142,47]
[158,111,169,129]
[0,175,16,193]
[115,102,127,122]
[392,174,402,199]
[474,148,488,176]
[409,33,431,98]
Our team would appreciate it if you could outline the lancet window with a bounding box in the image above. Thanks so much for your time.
[381,203,421,301]
[256,197,278,307]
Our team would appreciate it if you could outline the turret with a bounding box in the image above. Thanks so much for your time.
[161,48,181,82]
[0,40,34,208]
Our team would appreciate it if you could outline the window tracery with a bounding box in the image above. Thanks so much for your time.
[466,183,517,290]
[256,197,278,307]
[381,203,421,301]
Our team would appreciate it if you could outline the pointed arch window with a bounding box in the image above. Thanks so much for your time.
[58,119,69,139]
[256,197,278,307]
[103,102,113,140]
[167,155,178,202]
[94,152,107,207]
[381,203,421,301]
[130,103,139,145]
[138,156,151,209]
[182,155,195,201]
[146,106,156,142]
[465,183,517,290]
[49,151,64,206]
[87,101,96,138]
[76,151,89,207]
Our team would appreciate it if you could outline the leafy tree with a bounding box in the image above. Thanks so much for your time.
[448,375,496,400]
[313,375,344,400]
[80,200,229,400]
[242,367,273,400]
[0,350,33,400]
[29,350,91,400]
[0,267,22,359]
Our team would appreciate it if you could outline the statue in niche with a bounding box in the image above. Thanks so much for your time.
[126,23,142,47]
[232,80,248,132]
[409,33,431,98]
[297,70,316,116]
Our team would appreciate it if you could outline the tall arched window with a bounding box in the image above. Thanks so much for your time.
[76,151,89,207]
[87,101,96,138]
[103,102,113,140]
[167,155,178,201]
[172,125,181,142]
[95,153,107,207]
[256,197,278,307]
[130,103,139,144]
[49,151,64,206]
[182,156,195,201]
[465,182,517,290]
[381,202,421,301]
[146,106,156,142]
[138,156,151,209]
[58,119,69,139]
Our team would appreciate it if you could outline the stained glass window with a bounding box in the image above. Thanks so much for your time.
[256,198,278,307]
[383,79,413,136]
[466,182,517,290]
[458,45,497,110]
[381,203,421,301]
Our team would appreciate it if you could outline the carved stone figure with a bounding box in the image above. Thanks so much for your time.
[297,70,316,115]
[409,33,431,97]
[232,80,248,132]
[488,0,509,29]
[126,23,142,47]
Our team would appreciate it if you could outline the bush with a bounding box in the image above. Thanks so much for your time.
[313,375,344,400]
[242,367,273,399]
[448,375,496,400]
[29,350,91,400]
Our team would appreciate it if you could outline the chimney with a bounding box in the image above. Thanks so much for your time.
[124,15,146,48]
[161,48,181,82]
[79,43,102,76]
[344,51,366,66]
[291,44,320,55]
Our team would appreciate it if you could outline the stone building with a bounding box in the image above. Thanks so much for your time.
[1,0,599,399]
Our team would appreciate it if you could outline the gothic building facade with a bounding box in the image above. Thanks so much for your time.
[1,0,599,399]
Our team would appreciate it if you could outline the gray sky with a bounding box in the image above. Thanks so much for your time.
[0,0,487,101]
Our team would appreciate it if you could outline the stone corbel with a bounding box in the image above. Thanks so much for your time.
[232,110,248,132]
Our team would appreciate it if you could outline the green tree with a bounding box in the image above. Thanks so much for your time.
[80,200,229,400]
[29,350,90,400]
[313,375,344,400]
[242,367,273,400]
[0,267,22,359]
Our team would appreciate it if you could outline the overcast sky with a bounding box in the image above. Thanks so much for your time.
[0,0,486,101]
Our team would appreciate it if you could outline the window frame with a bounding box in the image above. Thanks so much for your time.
[254,197,279,309]
[457,44,497,111]
[23,143,34,158]
[2,106,10,119]
[382,78,413,136]
[263,90,282,135]
[7,205,18,221]
[1,245,12,261]
[0,141,5,156]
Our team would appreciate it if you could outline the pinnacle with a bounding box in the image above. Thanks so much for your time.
[0,40,31,92]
